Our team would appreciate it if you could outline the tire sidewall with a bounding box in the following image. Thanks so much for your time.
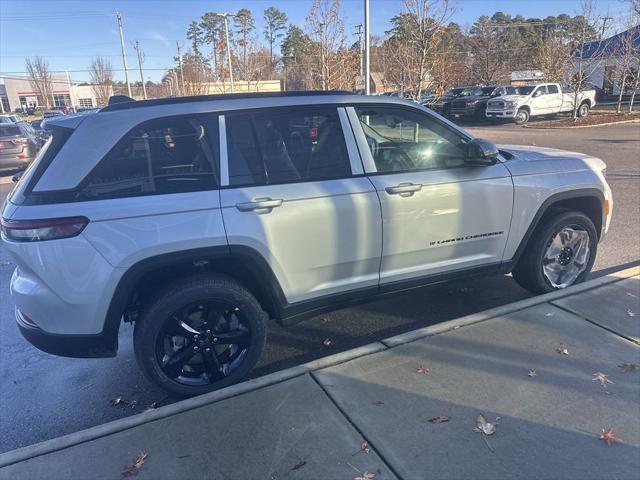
[534,213,598,292]
[579,103,589,117]
[515,108,529,125]
[134,276,267,397]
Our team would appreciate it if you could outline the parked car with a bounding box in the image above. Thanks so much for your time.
[428,87,469,115]
[0,114,23,124]
[0,122,39,174]
[43,110,66,119]
[25,107,37,116]
[30,119,51,142]
[1,91,612,397]
[450,85,519,121]
[485,83,597,124]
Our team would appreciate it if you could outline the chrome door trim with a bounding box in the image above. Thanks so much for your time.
[345,106,378,174]
[219,115,229,187]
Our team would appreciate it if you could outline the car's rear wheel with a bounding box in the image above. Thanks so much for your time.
[514,108,529,125]
[134,274,267,397]
[578,102,590,117]
[512,211,597,294]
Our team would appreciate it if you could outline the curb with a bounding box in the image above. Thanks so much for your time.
[1,265,638,468]
[523,118,640,129]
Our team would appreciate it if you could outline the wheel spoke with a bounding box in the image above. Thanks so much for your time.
[215,329,251,346]
[163,343,196,370]
[201,349,223,380]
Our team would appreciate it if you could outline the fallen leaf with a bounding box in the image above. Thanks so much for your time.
[291,460,306,471]
[415,366,430,375]
[427,416,450,424]
[528,369,538,377]
[322,338,333,347]
[143,402,157,412]
[592,372,614,389]
[361,441,370,454]
[111,397,123,406]
[599,428,622,446]
[122,452,147,478]
[353,472,375,480]
[371,400,385,406]
[474,414,499,435]
[545,312,554,317]
[626,309,636,317]
[618,363,637,373]
[556,345,569,355]
[111,397,138,409]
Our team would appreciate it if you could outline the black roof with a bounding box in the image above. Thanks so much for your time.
[102,90,355,112]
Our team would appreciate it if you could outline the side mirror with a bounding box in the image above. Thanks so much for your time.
[464,138,499,166]
[12,171,24,183]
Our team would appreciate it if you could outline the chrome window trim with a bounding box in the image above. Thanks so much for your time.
[219,115,229,186]
[337,107,364,176]
[345,106,378,174]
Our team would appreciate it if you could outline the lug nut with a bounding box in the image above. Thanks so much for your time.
[205,347,211,353]
[206,330,211,335]
[213,337,218,343]
[194,346,199,351]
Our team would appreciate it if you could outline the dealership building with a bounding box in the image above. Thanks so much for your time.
[0,74,109,113]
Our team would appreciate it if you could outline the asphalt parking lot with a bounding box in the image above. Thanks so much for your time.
[0,121,638,453]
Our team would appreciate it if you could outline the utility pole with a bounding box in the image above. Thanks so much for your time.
[176,42,186,96]
[364,0,370,95]
[355,24,364,90]
[66,70,76,111]
[600,16,613,39]
[116,12,132,97]
[221,14,234,93]
[133,41,147,99]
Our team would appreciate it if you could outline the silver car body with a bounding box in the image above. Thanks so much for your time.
[2,94,612,339]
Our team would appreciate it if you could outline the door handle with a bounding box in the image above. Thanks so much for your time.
[236,197,283,212]
[385,183,422,196]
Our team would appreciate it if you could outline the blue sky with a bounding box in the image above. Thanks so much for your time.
[0,0,631,83]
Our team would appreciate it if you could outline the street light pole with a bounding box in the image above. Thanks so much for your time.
[215,13,235,93]
[364,0,370,95]
[133,40,147,99]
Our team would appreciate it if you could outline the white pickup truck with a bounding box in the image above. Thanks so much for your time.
[485,83,596,124]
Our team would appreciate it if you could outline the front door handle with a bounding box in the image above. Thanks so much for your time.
[236,197,283,212]
[385,183,422,197]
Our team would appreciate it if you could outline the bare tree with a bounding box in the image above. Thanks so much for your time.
[613,13,640,112]
[25,56,53,108]
[89,57,114,106]
[306,0,347,90]
[565,0,604,119]
[535,37,571,83]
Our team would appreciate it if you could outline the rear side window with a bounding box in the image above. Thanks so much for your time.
[548,85,559,94]
[0,125,20,136]
[80,115,219,200]
[226,107,351,186]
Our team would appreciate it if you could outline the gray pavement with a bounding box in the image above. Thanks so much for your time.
[2,268,638,480]
[1,121,639,454]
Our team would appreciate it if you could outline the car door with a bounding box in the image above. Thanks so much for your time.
[530,85,550,114]
[545,84,563,113]
[219,106,382,305]
[346,104,513,286]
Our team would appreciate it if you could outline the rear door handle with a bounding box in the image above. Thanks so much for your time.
[236,197,283,212]
[385,183,422,196]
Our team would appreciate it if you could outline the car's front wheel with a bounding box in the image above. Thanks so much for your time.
[512,211,598,294]
[578,102,590,117]
[514,108,530,125]
[134,274,267,397]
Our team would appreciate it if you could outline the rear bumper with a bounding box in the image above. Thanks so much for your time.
[16,308,117,358]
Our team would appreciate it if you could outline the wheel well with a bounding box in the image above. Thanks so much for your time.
[541,196,603,238]
[518,105,530,113]
[581,99,592,107]
[118,253,282,326]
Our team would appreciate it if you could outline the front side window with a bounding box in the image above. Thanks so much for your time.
[80,115,218,199]
[226,107,351,186]
[354,106,469,173]
[534,85,548,96]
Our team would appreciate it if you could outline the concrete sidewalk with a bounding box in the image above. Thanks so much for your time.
[1,268,639,480]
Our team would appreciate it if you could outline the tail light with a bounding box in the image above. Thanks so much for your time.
[11,138,29,145]
[1,216,89,242]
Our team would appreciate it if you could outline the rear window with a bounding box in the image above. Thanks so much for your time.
[78,115,219,200]
[0,125,20,136]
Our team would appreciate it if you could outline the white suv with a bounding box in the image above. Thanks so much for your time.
[1,92,612,396]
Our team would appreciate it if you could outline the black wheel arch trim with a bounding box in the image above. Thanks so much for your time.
[509,188,604,267]
[101,245,287,351]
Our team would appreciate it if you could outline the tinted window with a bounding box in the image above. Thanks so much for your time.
[226,107,351,186]
[355,106,468,172]
[0,125,21,136]
[534,85,548,96]
[80,115,218,200]
[548,85,559,94]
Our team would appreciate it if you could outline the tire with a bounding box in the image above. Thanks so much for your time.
[512,211,598,294]
[578,102,590,118]
[514,108,530,125]
[134,274,267,397]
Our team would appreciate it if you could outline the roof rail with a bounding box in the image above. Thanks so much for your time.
[101,90,356,112]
